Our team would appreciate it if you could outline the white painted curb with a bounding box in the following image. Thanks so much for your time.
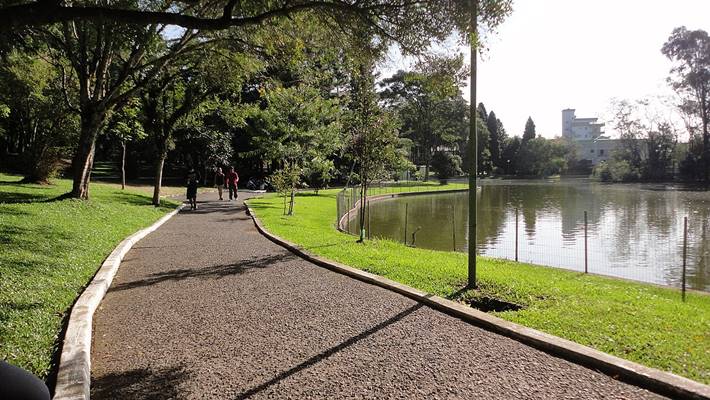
[52,204,185,400]
[245,201,710,400]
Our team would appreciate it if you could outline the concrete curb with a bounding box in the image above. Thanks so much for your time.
[244,202,710,400]
[52,204,185,400]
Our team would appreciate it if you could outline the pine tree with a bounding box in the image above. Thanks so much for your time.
[523,116,536,142]
[487,111,501,169]
[477,102,488,122]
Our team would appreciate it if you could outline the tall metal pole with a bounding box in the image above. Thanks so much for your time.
[467,0,479,288]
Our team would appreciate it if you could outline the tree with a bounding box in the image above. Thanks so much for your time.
[1,1,468,45]
[605,98,678,182]
[106,97,145,189]
[486,110,502,170]
[348,61,402,241]
[379,54,467,181]
[646,122,677,181]
[516,137,570,177]
[523,116,536,142]
[431,151,462,181]
[142,45,258,205]
[249,84,343,214]
[662,27,710,182]
[500,136,521,175]
[0,50,78,182]
[477,102,488,122]
[270,163,301,215]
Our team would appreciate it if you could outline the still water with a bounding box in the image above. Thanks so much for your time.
[347,180,710,291]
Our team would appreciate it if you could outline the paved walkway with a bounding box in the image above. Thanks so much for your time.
[91,192,666,399]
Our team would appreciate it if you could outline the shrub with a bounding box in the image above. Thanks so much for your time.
[431,151,462,181]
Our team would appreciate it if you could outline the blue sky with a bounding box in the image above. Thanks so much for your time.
[380,0,710,138]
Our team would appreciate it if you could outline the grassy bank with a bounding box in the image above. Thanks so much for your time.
[0,173,178,379]
[247,188,710,384]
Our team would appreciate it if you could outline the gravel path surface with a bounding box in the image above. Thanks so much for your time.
[91,192,667,399]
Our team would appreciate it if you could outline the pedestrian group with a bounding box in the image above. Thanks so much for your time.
[186,166,239,210]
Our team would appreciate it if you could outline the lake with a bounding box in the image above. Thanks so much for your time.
[346,180,710,291]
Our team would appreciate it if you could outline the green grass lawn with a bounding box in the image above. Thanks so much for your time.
[247,188,710,385]
[0,173,178,380]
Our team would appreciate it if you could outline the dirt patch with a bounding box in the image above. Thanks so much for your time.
[467,296,523,313]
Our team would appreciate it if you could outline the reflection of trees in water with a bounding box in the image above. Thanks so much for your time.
[597,186,646,263]
[681,197,710,290]
[368,181,710,291]
[476,186,509,248]
[643,191,676,238]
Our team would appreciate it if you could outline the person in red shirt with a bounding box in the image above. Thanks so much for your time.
[226,166,239,200]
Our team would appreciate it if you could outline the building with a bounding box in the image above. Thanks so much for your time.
[562,109,620,166]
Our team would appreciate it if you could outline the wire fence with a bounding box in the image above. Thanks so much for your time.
[335,183,710,295]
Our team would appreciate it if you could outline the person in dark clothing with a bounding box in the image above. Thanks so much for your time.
[186,169,199,210]
[214,167,225,200]
[226,166,239,201]
[0,361,50,400]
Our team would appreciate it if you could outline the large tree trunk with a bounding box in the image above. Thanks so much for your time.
[71,109,104,199]
[121,140,126,190]
[152,152,166,206]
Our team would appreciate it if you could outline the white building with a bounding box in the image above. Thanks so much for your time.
[562,109,619,166]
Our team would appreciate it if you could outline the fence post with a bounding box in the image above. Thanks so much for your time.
[367,200,371,240]
[404,203,409,245]
[347,198,350,233]
[515,208,519,262]
[584,211,588,274]
[682,216,688,302]
[452,206,456,251]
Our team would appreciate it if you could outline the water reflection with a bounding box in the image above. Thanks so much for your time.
[351,180,710,291]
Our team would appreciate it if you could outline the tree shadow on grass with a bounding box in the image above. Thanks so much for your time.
[110,253,298,292]
[234,302,424,399]
[110,191,156,207]
[0,224,73,262]
[91,365,188,400]
[0,191,71,204]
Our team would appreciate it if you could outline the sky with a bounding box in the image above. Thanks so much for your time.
[379,0,710,138]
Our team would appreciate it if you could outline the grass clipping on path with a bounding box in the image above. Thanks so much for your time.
[0,174,178,379]
[247,189,710,385]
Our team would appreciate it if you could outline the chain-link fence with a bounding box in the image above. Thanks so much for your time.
[335,183,710,294]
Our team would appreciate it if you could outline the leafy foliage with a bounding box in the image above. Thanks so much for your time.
[0,50,78,182]
[380,54,467,180]
[431,151,463,180]
[661,27,710,181]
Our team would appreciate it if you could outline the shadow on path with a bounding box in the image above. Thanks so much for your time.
[92,365,188,400]
[110,253,298,292]
[234,302,424,399]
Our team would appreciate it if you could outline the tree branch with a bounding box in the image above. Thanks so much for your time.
[0,1,380,31]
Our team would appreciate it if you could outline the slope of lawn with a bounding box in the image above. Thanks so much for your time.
[0,173,178,380]
[247,188,710,385]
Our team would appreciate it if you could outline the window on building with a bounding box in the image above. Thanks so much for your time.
[599,149,604,156]
[590,149,595,153]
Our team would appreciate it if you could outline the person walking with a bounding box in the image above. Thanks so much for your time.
[214,167,225,200]
[186,168,199,210]
[226,166,239,201]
